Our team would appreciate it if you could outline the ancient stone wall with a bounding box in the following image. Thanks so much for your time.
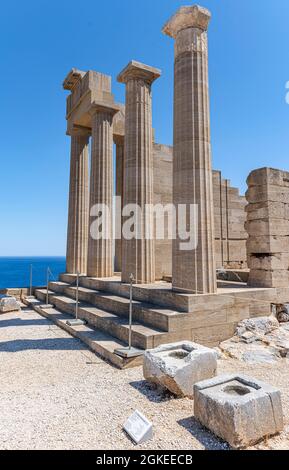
[246,167,289,288]
[153,144,247,279]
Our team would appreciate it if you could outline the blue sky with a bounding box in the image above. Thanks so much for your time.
[0,0,289,256]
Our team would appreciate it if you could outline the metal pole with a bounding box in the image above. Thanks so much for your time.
[128,273,134,350]
[46,267,49,305]
[75,271,79,320]
[29,264,33,297]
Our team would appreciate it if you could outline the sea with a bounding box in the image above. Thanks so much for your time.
[0,257,66,290]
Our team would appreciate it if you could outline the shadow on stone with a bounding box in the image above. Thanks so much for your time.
[0,337,87,353]
[0,317,49,328]
[129,379,176,403]
[177,417,230,451]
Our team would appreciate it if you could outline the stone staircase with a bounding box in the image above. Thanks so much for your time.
[25,274,198,369]
[24,273,276,369]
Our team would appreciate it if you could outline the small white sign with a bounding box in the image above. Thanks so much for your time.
[123,410,153,444]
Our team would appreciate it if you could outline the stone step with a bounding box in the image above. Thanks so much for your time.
[59,273,192,312]
[23,297,143,369]
[49,281,189,332]
[35,289,173,349]
[49,281,70,293]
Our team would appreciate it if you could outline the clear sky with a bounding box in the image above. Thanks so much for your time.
[0,0,289,256]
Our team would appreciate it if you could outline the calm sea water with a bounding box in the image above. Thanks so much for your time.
[0,257,66,289]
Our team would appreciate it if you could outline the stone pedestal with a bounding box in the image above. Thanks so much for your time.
[87,103,119,278]
[163,5,216,294]
[114,136,124,273]
[118,61,161,284]
[194,374,284,449]
[66,129,90,274]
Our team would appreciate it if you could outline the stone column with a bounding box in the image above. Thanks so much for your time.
[118,61,161,284]
[163,5,217,293]
[66,129,90,274]
[87,103,119,278]
[114,135,124,273]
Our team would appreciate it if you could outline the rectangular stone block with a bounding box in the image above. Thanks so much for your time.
[247,167,289,188]
[245,219,289,236]
[248,253,289,271]
[0,296,21,313]
[248,269,289,288]
[246,185,289,204]
[247,236,289,254]
[194,374,284,449]
[245,201,289,220]
[143,342,217,398]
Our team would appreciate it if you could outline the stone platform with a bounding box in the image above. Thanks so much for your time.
[24,274,289,369]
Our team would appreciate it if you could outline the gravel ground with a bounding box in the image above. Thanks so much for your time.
[0,307,289,450]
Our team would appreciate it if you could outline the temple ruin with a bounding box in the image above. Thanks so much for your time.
[29,4,289,368]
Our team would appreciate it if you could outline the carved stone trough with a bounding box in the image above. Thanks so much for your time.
[194,374,284,449]
[143,341,218,398]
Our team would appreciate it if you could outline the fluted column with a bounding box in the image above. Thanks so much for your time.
[66,129,89,274]
[87,104,119,278]
[114,135,124,273]
[118,61,161,284]
[163,5,217,293]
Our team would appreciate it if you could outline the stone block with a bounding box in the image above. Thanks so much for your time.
[143,341,217,398]
[245,219,289,236]
[194,374,284,449]
[0,295,21,313]
[246,185,289,204]
[248,269,289,288]
[247,167,289,188]
[247,236,289,254]
[248,253,289,271]
[246,201,289,221]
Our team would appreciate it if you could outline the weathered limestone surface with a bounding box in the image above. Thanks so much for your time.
[194,374,284,449]
[87,104,119,278]
[66,129,89,274]
[0,296,21,313]
[163,5,216,293]
[219,316,285,364]
[118,61,161,284]
[143,341,217,397]
[246,167,289,287]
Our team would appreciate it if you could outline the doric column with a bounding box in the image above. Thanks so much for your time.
[118,61,161,284]
[87,103,119,278]
[114,135,124,273]
[66,128,90,274]
[163,5,217,293]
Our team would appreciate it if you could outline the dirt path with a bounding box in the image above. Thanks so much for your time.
[0,307,288,450]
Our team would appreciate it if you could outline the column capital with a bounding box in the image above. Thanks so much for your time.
[117,60,161,86]
[67,125,91,137]
[162,5,211,39]
[89,101,120,117]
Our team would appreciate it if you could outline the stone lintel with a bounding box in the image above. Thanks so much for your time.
[63,68,86,91]
[162,5,211,38]
[117,60,161,85]
[90,101,120,117]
